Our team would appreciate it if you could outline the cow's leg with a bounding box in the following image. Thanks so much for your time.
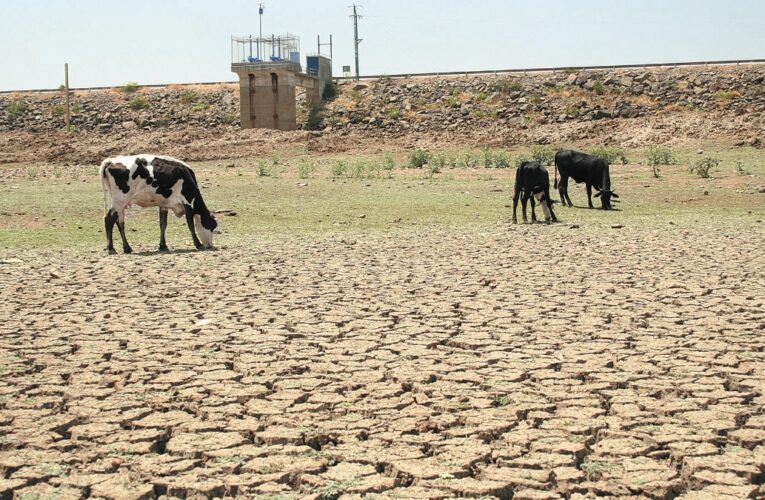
[530,196,537,223]
[115,209,132,254]
[512,189,521,224]
[547,192,558,222]
[559,176,573,207]
[158,208,169,252]
[104,209,118,254]
[586,184,594,209]
[184,207,204,250]
[521,191,530,223]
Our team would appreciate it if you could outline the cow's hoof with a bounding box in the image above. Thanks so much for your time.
[107,247,116,255]
[123,246,133,254]
[158,245,169,252]
[195,244,204,250]
[567,204,573,208]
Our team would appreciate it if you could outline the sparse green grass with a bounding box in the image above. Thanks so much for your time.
[5,101,28,117]
[408,149,430,169]
[128,97,149,111]
[713,90,739,101]
[493,395,513,407]
[316,478,361,499]
[385,106,402,120]
[179,90,199,104]
[191,102,210,112]
[1,145,764,252]
[119,81,140,93]
[580,460,620,480]
[223,114,239,125]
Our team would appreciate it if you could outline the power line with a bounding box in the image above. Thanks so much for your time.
[349,4,363,81]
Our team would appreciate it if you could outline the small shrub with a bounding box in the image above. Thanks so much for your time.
[128,97,149,111]
[592,80,605,95]
[297,159,316,179]
[382,154,396,175]
[531,145,555,166]
[690,157,719,178]
[385,106,402,120]
[330,160,348,178]
[427,163,440,178]
[179,90,199,104]
[471,108,490,120]
[191,102,210,112]
[26,167,38,181]
[482,148,494,168]
[589,146,628,165]
[408,149,430,169]
[222,114,238,125]
[51,104,66,117]
[646,146,677,167]
[462,151,479,169]
[713,90,739,101]
[445,152,458,168]
[496,79,522,93]
[256,160,270,177]
[734,160,751,176]
[120,81,140,93]
[494,150,512,169]
[6,101,28,117]
[432,153,447,170]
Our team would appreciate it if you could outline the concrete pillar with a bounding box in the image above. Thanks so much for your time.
[233,64,320,131]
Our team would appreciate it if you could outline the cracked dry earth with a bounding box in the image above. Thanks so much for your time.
[2,227,765,500]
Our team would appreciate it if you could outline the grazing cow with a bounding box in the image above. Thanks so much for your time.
[554,149,620,209]
[99,154,217,253]
[513,161,557,224]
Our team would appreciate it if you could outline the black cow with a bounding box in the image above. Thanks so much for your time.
[554,149,619,209]
[513,161,557,224]
[99,154,217,253]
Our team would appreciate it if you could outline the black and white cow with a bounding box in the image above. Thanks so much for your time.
[513,161,557,224]
[554,149,619,209]
[99,154,217,253]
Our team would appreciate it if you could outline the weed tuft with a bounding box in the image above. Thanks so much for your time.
[690,157,719,178]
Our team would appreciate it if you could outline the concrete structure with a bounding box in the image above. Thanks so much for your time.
[231,35,332,130]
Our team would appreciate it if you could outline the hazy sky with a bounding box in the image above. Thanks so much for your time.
[1,0,764,91]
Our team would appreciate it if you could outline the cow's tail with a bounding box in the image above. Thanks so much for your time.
[553,160,558,189]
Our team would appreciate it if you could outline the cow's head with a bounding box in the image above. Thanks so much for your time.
[532,186,553,221]
[194,212,218,248]
[594,190,619,210]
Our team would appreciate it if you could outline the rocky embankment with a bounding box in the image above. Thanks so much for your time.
[326,66,764,136]
[0,86,240,133]
[0,65,763,136]
[0,65,763,164]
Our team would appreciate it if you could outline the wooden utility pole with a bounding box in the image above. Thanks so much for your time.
[64,63,71,131]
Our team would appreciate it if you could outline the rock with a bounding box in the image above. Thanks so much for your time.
[757,186,765,193]
[122,120,138,129]
[353,83,368,91]
[592,109,612,120]
[358,214,366,219]
[611,224,624,229]
[747,137,761,147]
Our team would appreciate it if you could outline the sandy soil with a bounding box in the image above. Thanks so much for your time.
[1,226,764,499]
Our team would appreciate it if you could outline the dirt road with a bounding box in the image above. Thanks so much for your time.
[2,225,764,499]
